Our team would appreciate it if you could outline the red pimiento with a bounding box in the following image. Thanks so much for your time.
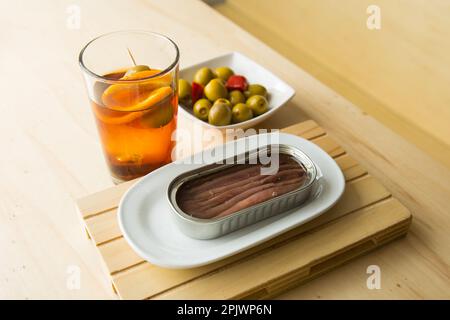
[191,82,204,104]
[226,75,248,92]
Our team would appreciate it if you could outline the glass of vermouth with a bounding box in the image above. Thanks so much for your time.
[79,30,179,183]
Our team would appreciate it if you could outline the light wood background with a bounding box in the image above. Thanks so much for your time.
[0,0,449,299]
[216,0,450,168]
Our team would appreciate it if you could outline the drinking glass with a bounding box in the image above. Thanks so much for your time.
[79,30,179,183]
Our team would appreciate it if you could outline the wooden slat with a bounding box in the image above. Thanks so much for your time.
[310,135,346,157]
[334,153,367,181]
[98,237,143,274]
[281,119,326,139]
[76,180,136,219]
[85,210,119,245]
[153,198,410,300]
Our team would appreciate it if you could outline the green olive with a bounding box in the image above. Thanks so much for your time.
[180,98,192,109]
[208,101,232,126]
[193,67,216,86]
[229,90,246,106]
[209,78,226,86]
[244,84,267,98]
[193,99,212,121]
[213,98,232,109]
[124,65,151,77]
[215,67,234,81]
[246,95,269,116]
[178,79,191,100]
[204,79,228,101]
[140,103,173,128]
[232,103,253,123]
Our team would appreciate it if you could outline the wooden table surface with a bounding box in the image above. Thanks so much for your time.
[0,0,449,299]
[216,0,450,169]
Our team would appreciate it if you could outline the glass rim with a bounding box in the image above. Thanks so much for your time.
[78,30,180,83]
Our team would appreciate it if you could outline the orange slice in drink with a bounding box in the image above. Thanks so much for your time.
[101,70,173,111]
[96,70,174,125]
[92,107,144,125]
[102,85,173,112]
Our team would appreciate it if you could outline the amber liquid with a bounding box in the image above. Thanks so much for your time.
[91,69,178,182]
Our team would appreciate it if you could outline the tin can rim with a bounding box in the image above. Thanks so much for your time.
[167,144,319,225]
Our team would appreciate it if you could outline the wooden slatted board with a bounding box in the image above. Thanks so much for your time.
[76,120,412,299]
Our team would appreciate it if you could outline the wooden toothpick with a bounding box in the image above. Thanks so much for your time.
[127,47,137,66]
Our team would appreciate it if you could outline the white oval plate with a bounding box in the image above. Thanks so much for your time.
[179,52,295,130]
[118,133,345,269]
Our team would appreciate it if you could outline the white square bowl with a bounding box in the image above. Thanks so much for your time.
[179,52,295,130]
